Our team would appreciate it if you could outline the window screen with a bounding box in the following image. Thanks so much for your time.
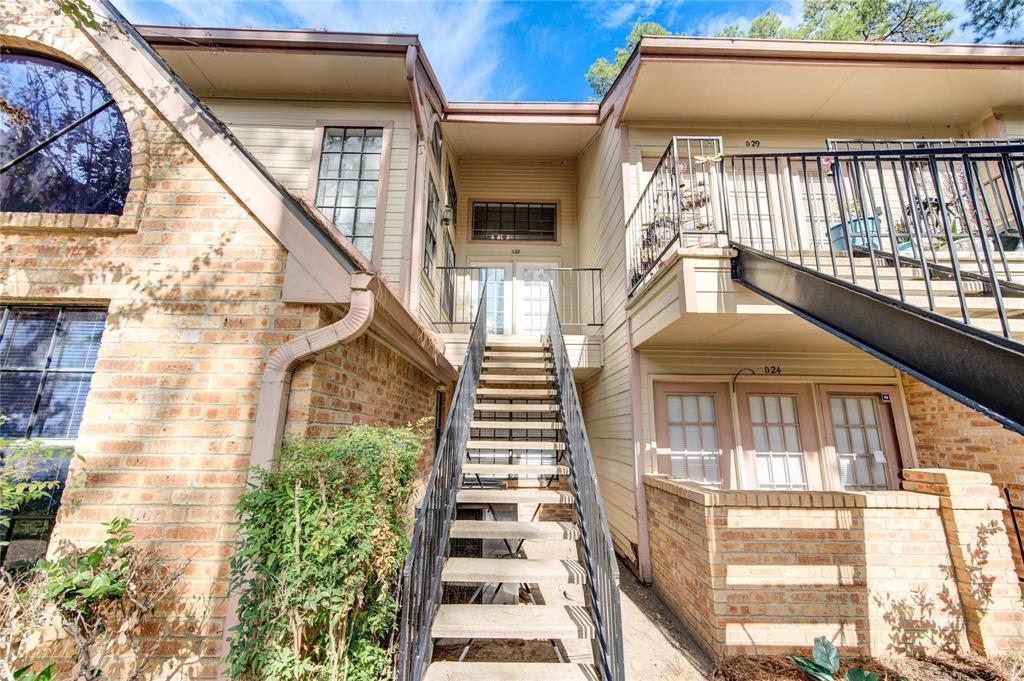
[314,127,383,259]
[472,202,556,241]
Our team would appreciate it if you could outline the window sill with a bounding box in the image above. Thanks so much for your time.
[1,211,140,234]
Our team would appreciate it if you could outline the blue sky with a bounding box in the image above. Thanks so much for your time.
[115,0,1022,102]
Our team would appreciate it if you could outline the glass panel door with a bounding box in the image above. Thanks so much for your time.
[653,382,733,488]
[470,266,507,334]
[736,384,821,490]
[515,266,551,336]
[821,390,902,491]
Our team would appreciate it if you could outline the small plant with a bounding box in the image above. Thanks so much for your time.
[0,418,73,546]
[790,636,886,681]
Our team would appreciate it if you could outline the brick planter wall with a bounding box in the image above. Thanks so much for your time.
[901,374,1024,581]
[644,470,1024,661]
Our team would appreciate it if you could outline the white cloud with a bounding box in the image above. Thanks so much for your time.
[689,0,802,37]
[114,0,525,100]
[580,0,671,29]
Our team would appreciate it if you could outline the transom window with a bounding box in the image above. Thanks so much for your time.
[423,179,440,276]
[0,50,132,214]
[472,202,557,242]
[314,126,383,259]
[0,305,106,568]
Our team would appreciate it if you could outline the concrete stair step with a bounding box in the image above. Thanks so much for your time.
[477,387,557,398]
[475,403,559,413]
[483,362,553,370]
[449,520,580,540]
[431,604,595,640]
[464,463,568,476]
[457,488,574,505]
[441,558,586,584]
[467,440,565,451]
[471,421,562,429]
[424,662,599,681]
[481,374,554,383]
[485,351,551,361]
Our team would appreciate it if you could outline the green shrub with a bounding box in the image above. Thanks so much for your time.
[227,424,426,681]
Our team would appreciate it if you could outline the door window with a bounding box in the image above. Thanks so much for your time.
[653,383,733,488]
[748,394,807,490]
[737,384,820,491]
[820,389,903,491]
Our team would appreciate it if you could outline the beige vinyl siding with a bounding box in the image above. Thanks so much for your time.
[624,122,968,210]
[453,158,578,267]
[203,98,412,288]
[576,119,640,561]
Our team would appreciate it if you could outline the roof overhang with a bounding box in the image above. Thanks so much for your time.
[611,36,1024,126]
[138,25,442,102]
[442,101,600,158]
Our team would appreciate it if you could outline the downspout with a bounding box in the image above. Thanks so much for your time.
[249,272,376,470]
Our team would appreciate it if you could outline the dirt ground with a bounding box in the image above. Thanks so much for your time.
[714,653,1019,680]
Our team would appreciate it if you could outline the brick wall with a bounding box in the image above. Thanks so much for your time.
[902,374,1024,580]
[1,4,443,677]
[286,308,442,476]
[644,472,1024,660]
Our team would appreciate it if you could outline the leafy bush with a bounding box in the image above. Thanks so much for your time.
[227,424,426,681]
[2,519,200,681]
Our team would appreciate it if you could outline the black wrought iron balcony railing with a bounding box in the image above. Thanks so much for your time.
[625,136,725,291]
[721,143,1024,339]
[434,266,603,332]
[625,138,1024,338]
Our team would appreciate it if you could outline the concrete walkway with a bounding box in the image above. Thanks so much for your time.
[618,560,713,680]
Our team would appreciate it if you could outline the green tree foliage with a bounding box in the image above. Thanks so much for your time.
[585,21,670,97]
[228,425,427,681]
[719,0,954,42]
[962,0,1024,40]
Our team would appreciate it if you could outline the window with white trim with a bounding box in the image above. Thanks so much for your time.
[664,393,723,487]
[313,126,383,259]
[0,305,105,567]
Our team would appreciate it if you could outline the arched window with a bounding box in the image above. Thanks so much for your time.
[0,50,132,214]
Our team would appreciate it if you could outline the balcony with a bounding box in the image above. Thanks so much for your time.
[433,266,604,375]
[625,137,1024,349]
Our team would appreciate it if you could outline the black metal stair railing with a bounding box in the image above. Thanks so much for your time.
[397,285,488,681]
[546,285,625,681]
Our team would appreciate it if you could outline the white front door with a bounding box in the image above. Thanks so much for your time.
[468,260,558,336]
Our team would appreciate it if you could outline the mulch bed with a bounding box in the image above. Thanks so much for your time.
[713,653,1015,681]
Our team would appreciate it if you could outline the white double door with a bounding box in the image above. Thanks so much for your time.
[470,261,555,336]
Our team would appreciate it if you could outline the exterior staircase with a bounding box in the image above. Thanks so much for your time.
[425,337,596,681]
[399,291,623,681]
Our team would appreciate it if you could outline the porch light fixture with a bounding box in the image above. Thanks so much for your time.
[442,205,454,227]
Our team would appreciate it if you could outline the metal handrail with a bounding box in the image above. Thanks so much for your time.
[546,284,625,681]
[722,143,1024,340]
[434,266,604,329]
[397,283,488,681]
[625,136,724,292]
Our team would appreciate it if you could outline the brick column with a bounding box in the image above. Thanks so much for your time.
[903,468,1024,655]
